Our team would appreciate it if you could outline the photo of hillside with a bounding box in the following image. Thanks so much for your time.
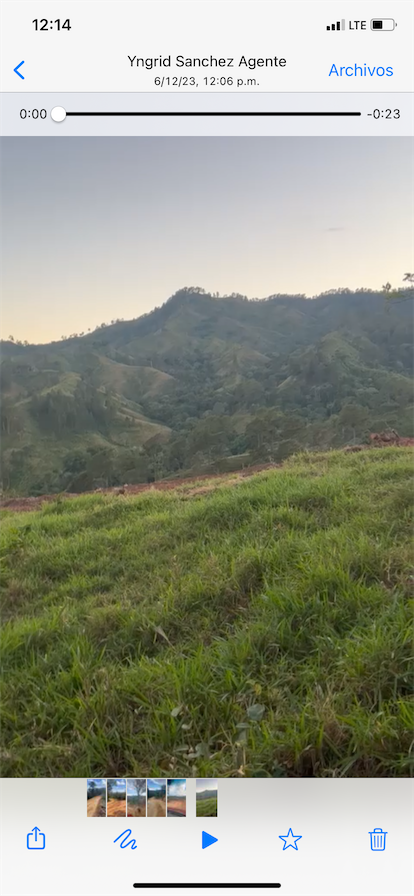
[196,779,218,817]
[1,136,412,780]
[1,287,413,498]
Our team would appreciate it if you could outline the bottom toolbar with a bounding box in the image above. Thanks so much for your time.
[1,778,412,896]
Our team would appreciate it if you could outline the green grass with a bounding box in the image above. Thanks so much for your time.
[196,798,218,817]
[1,447,413,778]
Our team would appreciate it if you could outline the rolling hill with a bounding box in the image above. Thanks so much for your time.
[1,287,413,495]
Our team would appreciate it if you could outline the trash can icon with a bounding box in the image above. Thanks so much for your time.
[369,828,387,851]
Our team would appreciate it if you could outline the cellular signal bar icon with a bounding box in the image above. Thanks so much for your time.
[327,20,346,31]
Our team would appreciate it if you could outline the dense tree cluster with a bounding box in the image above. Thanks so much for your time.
[28,383,118,436]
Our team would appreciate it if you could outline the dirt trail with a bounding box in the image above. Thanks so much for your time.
[1,436,412,514]
[167,799,186,816]
[369,432,414,447]
[107,799,127,817]
[127,804,146,817]
[87,796,104,818]
[147,798,166,817]
[0,462,279,512]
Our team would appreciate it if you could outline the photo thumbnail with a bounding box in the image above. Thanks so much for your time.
[87,779,106,817]
[107,779,127,817]
[147,779,167,816]
[196,779,218,817]
[167,779,186,817]
[127,778,147,817]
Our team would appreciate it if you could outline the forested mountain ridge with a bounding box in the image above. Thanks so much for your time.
[1,287,413,495]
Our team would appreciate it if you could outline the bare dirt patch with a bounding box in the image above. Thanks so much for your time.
[87,796,105,818]
[147,798,166,817]
[1,440,412,514]
[107,799,127,817]
[0,464,280,512]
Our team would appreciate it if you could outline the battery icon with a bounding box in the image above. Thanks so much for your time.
[370,18,396,30]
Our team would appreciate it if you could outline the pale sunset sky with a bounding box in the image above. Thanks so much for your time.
[1,136,412,344]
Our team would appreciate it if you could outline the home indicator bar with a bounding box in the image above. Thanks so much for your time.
[132,885,282,890]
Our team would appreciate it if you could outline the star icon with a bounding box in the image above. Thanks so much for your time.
[279,828,302,850]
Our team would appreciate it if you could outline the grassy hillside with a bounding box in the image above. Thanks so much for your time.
[1,447,412,778]
[1,288,413,495]
[196,797,218,817]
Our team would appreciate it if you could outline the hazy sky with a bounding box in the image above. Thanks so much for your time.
[196,778,218,793]
[127,779,146,797]
[1,137,412,344]
[147,779,165,791]
[108,778,126,794]
[168,779,186,797]
[88,779,106,789]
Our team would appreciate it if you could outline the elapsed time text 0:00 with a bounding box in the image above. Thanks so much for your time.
[20,109,47,119]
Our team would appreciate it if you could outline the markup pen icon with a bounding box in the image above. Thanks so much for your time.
[27,826,46,849]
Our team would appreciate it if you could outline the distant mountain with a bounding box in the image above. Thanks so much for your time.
[1,287,413,495]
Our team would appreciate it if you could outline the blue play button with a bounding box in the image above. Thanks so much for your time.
[202,831,218,849]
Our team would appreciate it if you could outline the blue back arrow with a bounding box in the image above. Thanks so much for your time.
[202,831,218,849]
[14,61,25,79]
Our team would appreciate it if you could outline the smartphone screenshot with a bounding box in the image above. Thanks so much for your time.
[0,2,413,895]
